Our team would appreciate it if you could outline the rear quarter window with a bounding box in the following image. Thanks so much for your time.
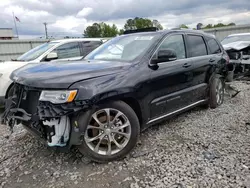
[187,35,207,57]
[79,41,102,57]
[206,37,222,54]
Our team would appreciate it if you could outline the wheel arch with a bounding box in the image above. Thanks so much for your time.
[5,82,14,99]
[94,95,143,127]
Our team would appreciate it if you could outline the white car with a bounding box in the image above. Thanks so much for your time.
[0,38,105,106]
[221,33,250,74]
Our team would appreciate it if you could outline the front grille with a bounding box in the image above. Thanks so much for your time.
[14,84,41,115]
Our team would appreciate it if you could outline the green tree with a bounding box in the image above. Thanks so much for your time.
[124,19,136,30]
[214,23,226,28]
[204,24,213,29]
[100,23,118,37]
[84,23,102,37]
[84,23,119,37]
[228,23,236,26]
[124,17,163,30]
[152,19,163,30]
[119,29,125,35]
[179,24,189,29]
[203,22,236,29]
[124,17,153,30]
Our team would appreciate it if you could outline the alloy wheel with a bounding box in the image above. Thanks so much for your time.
[84,108,132,156]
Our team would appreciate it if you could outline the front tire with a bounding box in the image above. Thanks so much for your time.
[209,75,225,109]
[77,101,140,163]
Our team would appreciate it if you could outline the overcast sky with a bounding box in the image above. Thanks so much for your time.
[1,0,250,39]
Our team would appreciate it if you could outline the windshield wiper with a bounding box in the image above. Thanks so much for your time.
[11,59,25,61]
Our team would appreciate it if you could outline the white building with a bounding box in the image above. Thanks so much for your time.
[203,24,250,41]
[0,28,15,40]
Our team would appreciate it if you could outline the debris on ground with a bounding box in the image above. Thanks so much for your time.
[0,81,250,187]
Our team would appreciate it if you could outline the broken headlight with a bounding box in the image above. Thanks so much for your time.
[39,90,77,104]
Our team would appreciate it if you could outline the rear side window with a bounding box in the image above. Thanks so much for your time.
[79,41,102,57]
[207,38,221,54]
[54,42,81,59]
[158,35,186,59]
[187,35,207,57]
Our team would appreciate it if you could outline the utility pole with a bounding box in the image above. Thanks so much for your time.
[43,22,48,39]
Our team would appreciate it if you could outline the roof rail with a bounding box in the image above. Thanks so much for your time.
[124,27,159,34]
[171,28,206,34]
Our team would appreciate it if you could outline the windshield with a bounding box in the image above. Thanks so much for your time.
[221,35,250,45]
[17,42,59,61]
[84,34,159,61]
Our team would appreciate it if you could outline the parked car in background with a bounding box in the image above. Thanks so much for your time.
[0,38,106,106]
[3,29,229,162]
[221,33,250,77]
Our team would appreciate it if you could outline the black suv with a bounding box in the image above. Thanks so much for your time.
[2,29,229,162]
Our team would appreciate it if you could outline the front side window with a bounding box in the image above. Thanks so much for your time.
[85,34,159,61]
[157,35,186,59]
[187,35,207,57]
[207,38,221,54]
[53,42,81,59]
[17,42,59,61]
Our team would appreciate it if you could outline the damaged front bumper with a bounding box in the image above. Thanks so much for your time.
[224,43,250,74]
[2,84,88,148]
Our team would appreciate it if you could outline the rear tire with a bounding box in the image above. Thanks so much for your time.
[209,75,224,109]
[77,100,140,163]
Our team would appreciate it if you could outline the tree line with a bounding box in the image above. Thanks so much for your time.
[180,23,236,29]
[84,17,163,37]
[84,17,236,37]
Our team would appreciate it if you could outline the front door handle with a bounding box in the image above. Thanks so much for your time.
[183,63,191,68]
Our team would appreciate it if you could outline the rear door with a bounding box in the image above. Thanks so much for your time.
[185,34,212,101]
[205,37,223,64]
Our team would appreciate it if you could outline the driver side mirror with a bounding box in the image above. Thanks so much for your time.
[46,52,58,61]
[151,49,177,65]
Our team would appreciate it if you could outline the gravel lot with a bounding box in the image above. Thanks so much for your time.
[1,81,250,188]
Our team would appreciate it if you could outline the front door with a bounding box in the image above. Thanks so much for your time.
[149,33,194,119]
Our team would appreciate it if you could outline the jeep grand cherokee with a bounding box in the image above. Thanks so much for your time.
[2,29,229,162]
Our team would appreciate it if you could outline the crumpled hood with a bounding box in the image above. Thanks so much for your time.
[11,60,131,89]
[223,41,250,51]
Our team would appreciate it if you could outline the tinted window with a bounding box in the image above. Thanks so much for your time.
[158,35,186,59]
[79,41,102,57]
[187,35,207,57]
[207,38,221,54]
[53,42,81,59]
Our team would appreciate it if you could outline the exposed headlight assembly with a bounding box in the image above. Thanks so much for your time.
[39,90,77,104]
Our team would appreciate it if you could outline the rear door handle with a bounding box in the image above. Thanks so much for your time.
[183,63,191,68]
[209,58,216,62]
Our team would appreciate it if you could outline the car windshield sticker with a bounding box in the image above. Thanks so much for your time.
[135,36,154,40]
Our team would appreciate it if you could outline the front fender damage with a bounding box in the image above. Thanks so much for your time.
[1,84,93,150]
